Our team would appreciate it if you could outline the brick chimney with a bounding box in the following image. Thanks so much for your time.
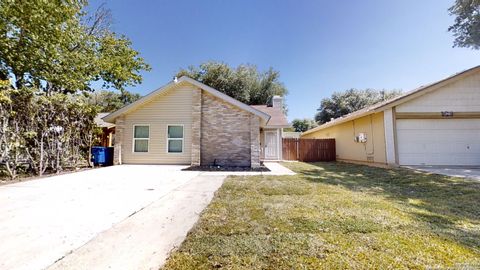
[272,95,283,109]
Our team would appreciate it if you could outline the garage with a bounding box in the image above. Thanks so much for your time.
[302,65,480,167]
[396,119,480,165]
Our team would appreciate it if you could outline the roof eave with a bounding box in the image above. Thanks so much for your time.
[102,76,272,123]
[302,65,480,137]
[373,65,480,112]
[301,110,373,136]
[179,77,271,121]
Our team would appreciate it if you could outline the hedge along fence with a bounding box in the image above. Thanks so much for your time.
[0,85,100,179]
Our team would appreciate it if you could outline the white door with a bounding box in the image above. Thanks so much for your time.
[264,131,278,159]
[397,119,480,165]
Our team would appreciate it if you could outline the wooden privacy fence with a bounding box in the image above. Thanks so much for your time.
[282,138,336,162]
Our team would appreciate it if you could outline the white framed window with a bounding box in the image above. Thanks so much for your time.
[167,125,184,153]
[133,125,149,153]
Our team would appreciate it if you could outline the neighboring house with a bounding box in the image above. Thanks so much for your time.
[302,65,480,166]
[251,97,290,160]
[94,112,115,147]
[282,131,301,139]
[102,76,289,168]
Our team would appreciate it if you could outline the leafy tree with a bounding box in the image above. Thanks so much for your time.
[448,0,480,49]
[86,90,141,112]
[0,0,150,93]
[176,62,287,105]
[315,89,402,124]
[0,1,148,179]
[291,118,318,132]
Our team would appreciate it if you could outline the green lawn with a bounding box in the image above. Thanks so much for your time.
[163,162,480,269]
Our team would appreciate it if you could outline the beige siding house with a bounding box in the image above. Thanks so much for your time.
[103,76,289,168]
[303,112,386,164]
[302,65,480,166]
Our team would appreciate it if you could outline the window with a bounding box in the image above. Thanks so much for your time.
[133,125,149,152]
[167,125,183,153]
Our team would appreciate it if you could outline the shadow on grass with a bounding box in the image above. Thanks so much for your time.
[298,162,480,250]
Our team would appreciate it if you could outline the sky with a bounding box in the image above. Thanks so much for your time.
[90,0,480,121]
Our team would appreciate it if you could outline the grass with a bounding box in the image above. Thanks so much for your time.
[162,162,480,269]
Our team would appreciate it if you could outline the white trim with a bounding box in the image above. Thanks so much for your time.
[166,124,184,154]
[103,76,271,124]
[263,131,269,158]
[132,124,150,153]
[276,129,281,160]
[118,143,122,165]
[383,109,396,165]
[279,128,283,160]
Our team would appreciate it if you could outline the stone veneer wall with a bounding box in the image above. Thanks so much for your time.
[250,114,261,167]
[200,91,259,167]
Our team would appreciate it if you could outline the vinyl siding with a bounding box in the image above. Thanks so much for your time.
[302,112,386,164]
[121,84,194,164]
[397,71,480,112]
[394,70,480,165]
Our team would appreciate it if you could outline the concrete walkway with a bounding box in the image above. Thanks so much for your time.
[0,162,294,270]
[406,166,480,180]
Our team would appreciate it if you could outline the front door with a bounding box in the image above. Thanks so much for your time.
[265,131,278,159]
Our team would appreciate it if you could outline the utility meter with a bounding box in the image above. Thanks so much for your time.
[355,133,367,143]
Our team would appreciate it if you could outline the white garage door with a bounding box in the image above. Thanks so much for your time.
[397,119,480,165]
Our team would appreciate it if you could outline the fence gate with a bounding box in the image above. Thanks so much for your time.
[282,138,336,162]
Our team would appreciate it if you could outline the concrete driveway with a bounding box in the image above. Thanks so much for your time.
[0,162,294,270]
[407,166,480,180]
[0,165,220,270]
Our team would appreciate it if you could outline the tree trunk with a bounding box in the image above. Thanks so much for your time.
[13,71,24,89]
[87,132,93,167]
[55,136,61,173]
[39,136,44,176]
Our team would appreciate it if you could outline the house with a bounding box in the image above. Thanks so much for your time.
[282,131,302,139]
[94,112,115,147]
[251,97,290,160]
[102,76,289,168]
[302,65,480,166]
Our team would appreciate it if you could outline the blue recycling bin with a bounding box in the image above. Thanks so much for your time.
[91,146,106,166]
[91,147,114,166]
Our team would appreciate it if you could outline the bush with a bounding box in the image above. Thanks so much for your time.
[0,83,99,179]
